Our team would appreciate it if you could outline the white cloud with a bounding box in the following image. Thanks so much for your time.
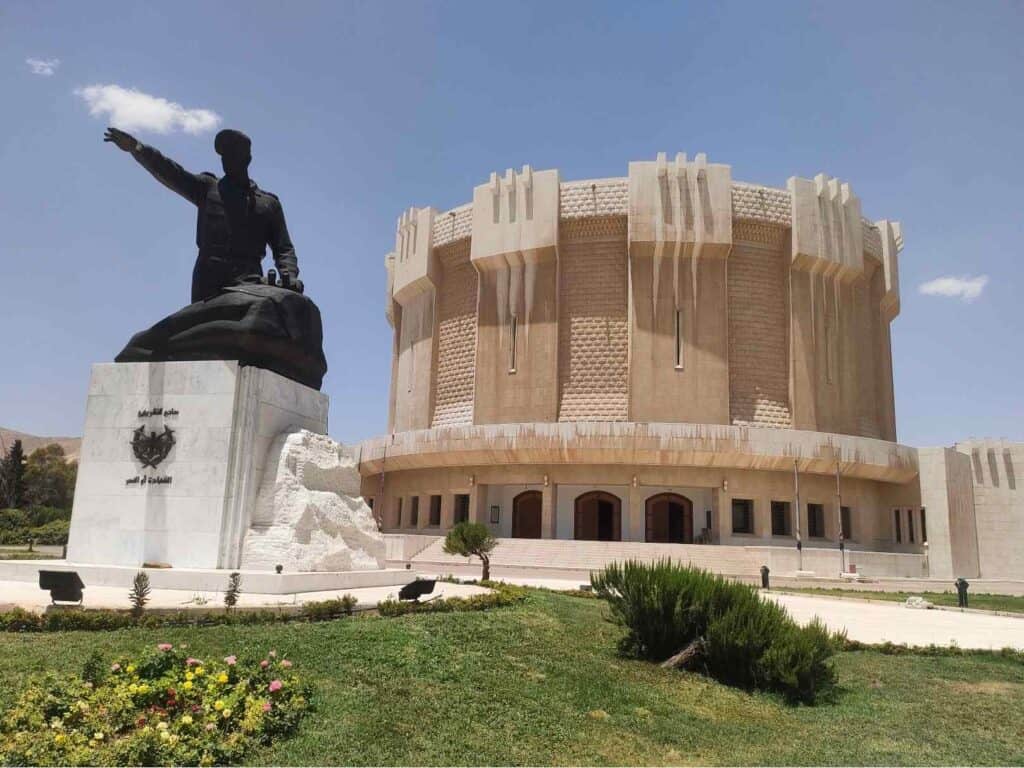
[918,275,989,302]
[26,58,60,76]
[74,84,221,135]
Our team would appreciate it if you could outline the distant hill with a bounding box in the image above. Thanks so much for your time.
[0,427,81,463]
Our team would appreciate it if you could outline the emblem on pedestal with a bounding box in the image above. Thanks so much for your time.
[131,425,176,468]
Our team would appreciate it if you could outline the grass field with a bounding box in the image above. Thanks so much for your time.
[774,587,1024,615]
[1,590,1022,765]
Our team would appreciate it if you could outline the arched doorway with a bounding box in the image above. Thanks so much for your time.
[645,493,693,543]
[512,490,542,538]
[574,491,622,541]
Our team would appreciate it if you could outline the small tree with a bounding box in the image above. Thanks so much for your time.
[129,571,151,619]
[24,444,77,510]
[224,572,242,611]
[0,439,27,509]
[442,522,498,581]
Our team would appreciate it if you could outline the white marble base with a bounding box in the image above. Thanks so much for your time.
[0,560,414,594]
[66,361,328,570]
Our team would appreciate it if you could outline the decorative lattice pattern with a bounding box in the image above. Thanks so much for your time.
[431,240,477,426]
[558,238,629,421]
[862,220,882,259]
[728,243,792,428]
[732,183,791,225]
[733,220,787,249]
[560,178,629,219]
[560,215,628,242]
[431,204,473,248]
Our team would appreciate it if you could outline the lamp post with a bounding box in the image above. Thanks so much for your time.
[835,461,846,575]
[793,458,803,572]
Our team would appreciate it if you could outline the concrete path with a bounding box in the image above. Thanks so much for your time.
[766,592,1024,650]
[0,579,488,613]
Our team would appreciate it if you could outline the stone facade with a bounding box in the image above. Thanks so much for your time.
[364,154,1021,580]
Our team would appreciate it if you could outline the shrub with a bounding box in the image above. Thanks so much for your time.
[298,595,357,620]
[591,559,840,704]
[0,517,70,546]
[377,582,526,617]
[129,571,151,619]
[0,643,311,766]
[224,572,242,611]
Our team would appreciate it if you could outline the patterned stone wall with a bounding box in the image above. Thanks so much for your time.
[431,240,477,427]
[558,224,629,421]
[728,242,792,427]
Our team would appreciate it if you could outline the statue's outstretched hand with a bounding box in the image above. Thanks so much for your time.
[104,127,139,152]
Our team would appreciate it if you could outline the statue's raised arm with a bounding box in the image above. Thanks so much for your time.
[104,127,205,206]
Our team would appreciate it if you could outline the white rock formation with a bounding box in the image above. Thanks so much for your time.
[239,430,385,572]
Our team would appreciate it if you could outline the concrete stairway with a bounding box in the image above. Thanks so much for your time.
[410,537,762,577]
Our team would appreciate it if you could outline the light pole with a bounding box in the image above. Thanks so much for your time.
[835,461,845,575]
[793,458,802,572]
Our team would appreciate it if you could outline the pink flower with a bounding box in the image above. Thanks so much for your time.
[223,655,237,666]
[268,680,283,693]
[262,701,272,713]
[110,663,121,672]
[157,643,173,652]
[205,723,216,732]
[260,660,269,669]
[280,659,292,669]
[185,657,201,666]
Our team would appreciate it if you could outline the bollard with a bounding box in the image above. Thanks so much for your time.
[955,577,969,609]
[760,565,770,590]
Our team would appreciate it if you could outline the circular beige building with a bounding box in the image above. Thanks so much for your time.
[359,153,929,577]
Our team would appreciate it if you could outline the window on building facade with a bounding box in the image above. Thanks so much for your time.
[366,497,374,512]
[429,495,442,526]
[396,497,403,528]
[674,309,684,369]
[409,496,419,527]
[508,314,518,373]
[893,508,902,543]
[907,509,915,543]
[840,506,852,540]
[807,503,825,538]
[920,508,927,543]
[454,494,470,525]
[731,498,754,534]
[770,500,791,536]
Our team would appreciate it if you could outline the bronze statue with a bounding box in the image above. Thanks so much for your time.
[106,127,327,390]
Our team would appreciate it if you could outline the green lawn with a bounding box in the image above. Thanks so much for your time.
[775,587,1024,615]
[1,591,1022,766]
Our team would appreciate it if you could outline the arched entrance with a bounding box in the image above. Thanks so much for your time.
[645,493,694,543]
[512,490,542,538]
[574,491,622,541]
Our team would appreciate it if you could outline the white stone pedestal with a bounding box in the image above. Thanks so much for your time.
[66,361,328,570]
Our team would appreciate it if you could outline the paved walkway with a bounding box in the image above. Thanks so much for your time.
[0,579,487,613]
[765,592,1024,650]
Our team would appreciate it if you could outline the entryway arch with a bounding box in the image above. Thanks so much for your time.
[574,491,622,541]
[512,490,542,538]
[645,493,694,543]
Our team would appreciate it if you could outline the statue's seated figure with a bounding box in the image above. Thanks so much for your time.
[105,127,327,390]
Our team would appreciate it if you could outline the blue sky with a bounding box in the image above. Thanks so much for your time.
[1,1,1021,447]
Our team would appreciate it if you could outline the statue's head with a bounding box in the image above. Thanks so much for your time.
[214,129,251,179]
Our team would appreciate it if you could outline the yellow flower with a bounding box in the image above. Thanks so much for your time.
[94,732,104,740]
[53,734,66,745]
[128,683,138,694]
[217,672,229,684]
[138,683,151,695]
[181,715,193,725]
[126,664,136,674]
[213,699,225,711]
[183,681,194,691]
[222,708,232,719]
[185,672,195,681]
[160,730,170,741]
[156,721,168,731]
[194,667,205,677]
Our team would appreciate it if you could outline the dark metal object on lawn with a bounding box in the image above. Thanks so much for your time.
[398,579,436,602]
[955,577,969,608]
[39,570,85,605]
[760,565,770,589]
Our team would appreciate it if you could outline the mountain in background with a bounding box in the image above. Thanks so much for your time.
[0,427,81,463]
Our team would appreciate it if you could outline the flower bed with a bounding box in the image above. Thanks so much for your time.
[0,643,311,766]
